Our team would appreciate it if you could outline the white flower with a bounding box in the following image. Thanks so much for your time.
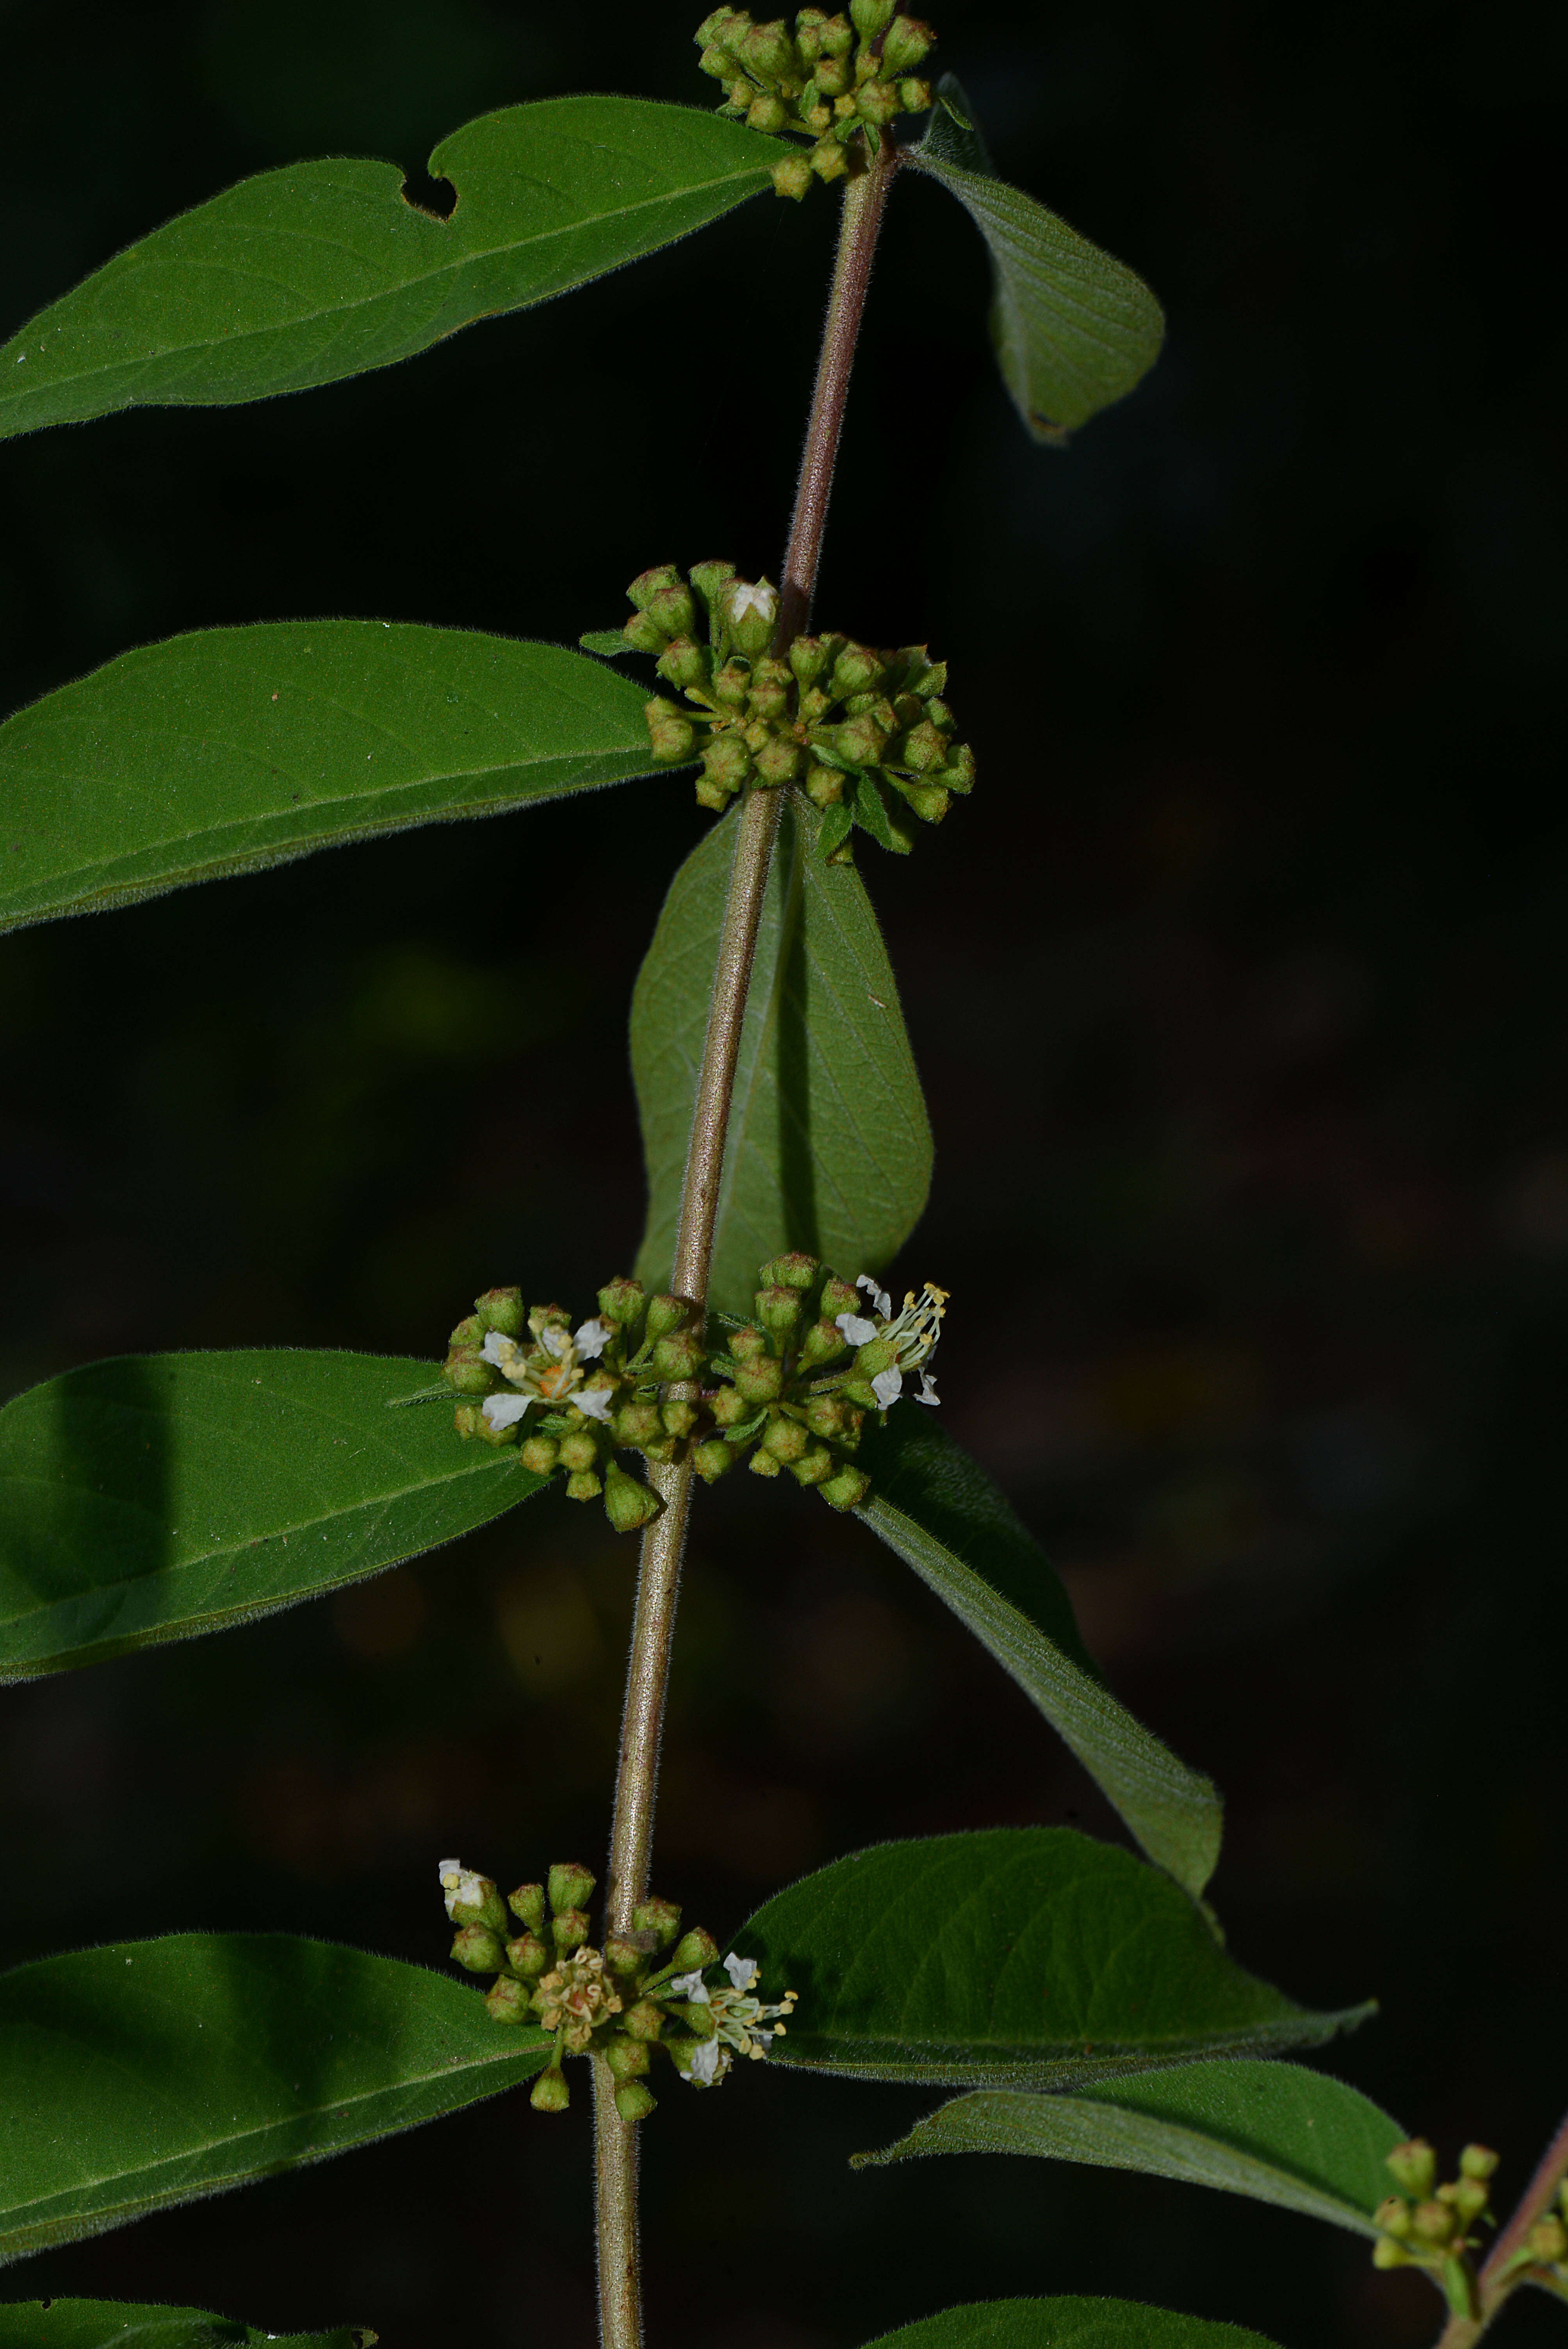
[857,1273,893,1317]
[723,1952,759,1993]
[836,1312,879,1347]
[438,1859,487,1919]
[481,1329,523,1372]
[539,1324,571,1359]
[684,2036,729,2087]
[482,1392,533,1429]
[871,1368,903,1409]
[571,1387,615,1424]
[668,1970,710,2003]
[574,1317,612,1360]
[726,579,777,625]
[916,1370,940,1406]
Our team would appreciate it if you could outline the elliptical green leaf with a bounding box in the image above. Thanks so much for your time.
[861,2302,1280,2349]
[0,2302,372,2347]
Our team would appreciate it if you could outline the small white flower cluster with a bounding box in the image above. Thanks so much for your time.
[670,1950,800,2087]
[835,1273,946,1409]
[479,1316,615,1433]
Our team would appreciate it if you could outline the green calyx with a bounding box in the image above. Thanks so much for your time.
[1370,2138,1505,2313]
[693,6,937,195]
[441,1252,950,1518]
[438,1858,798,2114]
[622,561,973,856]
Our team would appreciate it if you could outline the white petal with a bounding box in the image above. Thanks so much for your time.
[481,1391,533,1429]
[688,2037,723,2085]
[857,1274,893,1316]
[574,1317,612,1360]
[871,1368,903,1409]
[916,1371,940,1406]
[668,1971,709,2003]
[571,1387,615,1423]
[438,1858,462,1883]
[723,1952,759,1993]
[479,1330,513,1368]
[728,579,777,623]
[836,1312,879,1347]
[540,1325,570,1358]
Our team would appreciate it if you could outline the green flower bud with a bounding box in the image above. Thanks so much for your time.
[820,11,854,54]
[1411,2199,1458,2246]
[745,17,798,77]
[832,643,882,695]
[761,1413,810,1463]
[762,1250,820,1289]
[695,1438,739,1482]
[754,735,804,785]
[809,135,851,181]
[798,1316,849,1366]
[804,1392,855,1438]
[486,1976,532,2023]
[748,1445,784,1476]
[814,53,850,94]
[507,1930,550,1978]
[652,1330,706,1381]
[646,1294,695,1342]
[656,636,711,693]
[710,1386,754,1429]
[899,781,951,824]
[452,1402,485,1440]
[445,1869,508,1933]
[720,576,780,658]
[620,1997,666,2041]
[1450,2177,1489,2223]
[444,1347,498,1396]
[472,1286,523,1336]
[772,152,814,200]
[730,1323,770,1359]
[789,1441,837,1485]
[695,7,742,44]
[647,581,697,638]
[689,557,738,614]
[615,2080,657,2123]
[520,1434,559,1474]
[596,1275,644,1328]
[612,1397,663,1448]
[697,41,732,77]
[806,763,846,807]
[448,1312,486,1348]
[820,1274,859,1316]
[565,1469,602,1502]
[1374,2196,1413,2239]
[634,1895,682,1944]
[1372,2236,1413,2270]
[856,77,901,123]
[1387,2141,1438,2199]
[645,697,697,761]
[755,1284,805,1337]
[853,1334,897,1375]
[748,92,791,132]
[1459,2145,1499,2181]
[882,12,933,71]
[552,1907,591,1952]
[900,716,949,773]
[603,1937,648,1980]
[735,1355,784,1403]
[559,1430,601,1473]
[548,1861,596,1914]
[662,1398,700,1438]
[834,711,890,767]
[850,0,894,32]
[629,563,682,611]
[1529,2216,1568,2263]
[897,75,932,109]
[604,1463,662,1533]
[508,1881,546,1928]
[451,1924,506,1973]
[669,1927,719,1974]
[607,2034,652,2078]
[531,2067,570,2113]
[820,1463,872,1510]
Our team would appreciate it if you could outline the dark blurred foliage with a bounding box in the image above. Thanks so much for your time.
[1,0,1565,2341]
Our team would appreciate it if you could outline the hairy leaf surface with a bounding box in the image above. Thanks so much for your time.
[0,1935,547,2262]
[0,100,777,439]
[0,2301,371,2347]
[855,2059,1404,2235]
[862,2301,1280,2349]
[909,79,1164,442]
[0,625,656,933]
[856,1415,1221,1896]
[631,795,932,1315]
[733,1829,1372,2089]
[0,1351,545,1681]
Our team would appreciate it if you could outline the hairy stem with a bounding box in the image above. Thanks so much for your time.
[593,138,898,2349]
[1434,2107,1568,2348]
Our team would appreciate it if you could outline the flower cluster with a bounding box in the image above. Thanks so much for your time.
[443,1280,706,1533]
[695,1252,946,1507]
[627,560,973,860]
[439,1857,797,2120]
[442,1255,948,1522]
[694,2,936,199]
[1372,2139,1499,2309]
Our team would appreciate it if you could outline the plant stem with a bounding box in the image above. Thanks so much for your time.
[1433,2107,1568,2348]
[592,137,899,2349]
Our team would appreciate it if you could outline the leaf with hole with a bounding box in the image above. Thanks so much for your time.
[732,1829,1373,2089]
[855,2058,1405,2237]
[909,78,1164,443]
[0,2301,372,2347]
[0,624,659,934]
[0,100,779,440]
[861,2301,1281,2349]
[631,793,932,1316]
[855,1413,1221,1897]
[0,1935,548,2263]
[0,1350,546,1681]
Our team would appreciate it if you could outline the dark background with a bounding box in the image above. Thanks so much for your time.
[1,0,1563,2342]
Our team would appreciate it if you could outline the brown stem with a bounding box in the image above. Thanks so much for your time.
[592,136,899,2349]
[1434,2107,1568,2349]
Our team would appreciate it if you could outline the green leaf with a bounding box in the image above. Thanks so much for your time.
[0,624,657,935]
[579,630,633,657]
[0,100,779,440]
[0,1934,547,2263]
[631,793,932,1316]
[909,78,1165,443]
[0,1350,545,1681]
[854,2058,1405,2237]
[733,1828,1372,2089]
[0,2300,372,2347]
[855,1415,1222,1898]
[861,2300,1281,2349]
